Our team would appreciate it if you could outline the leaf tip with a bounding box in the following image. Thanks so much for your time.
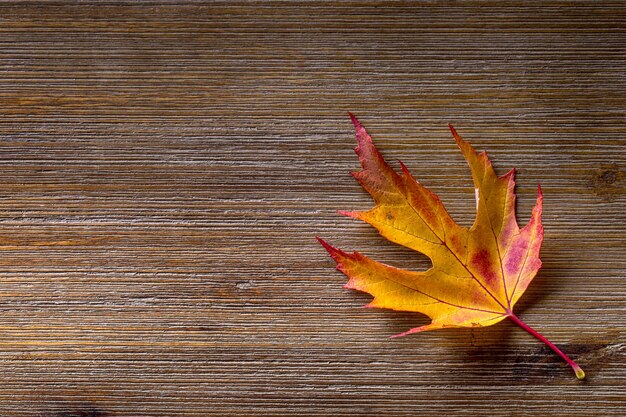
[337,210,359,219]
[503,167,516,179]
[448,123,461,142]
[397,159,409,174]
[316,237,343,258]
[534,184,544,215]
[316,235,331,247]
[389,325,431,338]
[389,331,411,339]
[348,112,361,129]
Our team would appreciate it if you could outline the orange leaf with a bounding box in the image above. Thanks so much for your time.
[318,114,585,380]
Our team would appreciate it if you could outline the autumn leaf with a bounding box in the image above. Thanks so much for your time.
[318,114,585,380]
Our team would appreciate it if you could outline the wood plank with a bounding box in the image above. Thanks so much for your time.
[0,1,623,415]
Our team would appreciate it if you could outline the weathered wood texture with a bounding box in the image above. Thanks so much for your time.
[0,1,624,416]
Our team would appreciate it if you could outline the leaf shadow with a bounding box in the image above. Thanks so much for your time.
[386,309,518,375]
[511,268,550,316]
[386,309,601,382]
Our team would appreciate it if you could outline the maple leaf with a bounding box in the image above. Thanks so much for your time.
[318,114,585,380]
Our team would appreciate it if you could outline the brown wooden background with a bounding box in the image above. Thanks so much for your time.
[0,1,624,416]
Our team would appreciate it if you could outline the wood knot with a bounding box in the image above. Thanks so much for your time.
[599,169,617,184]
[592,165,623,200]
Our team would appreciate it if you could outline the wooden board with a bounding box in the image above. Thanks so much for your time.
[0,1,624,415]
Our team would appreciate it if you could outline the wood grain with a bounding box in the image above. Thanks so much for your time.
[0,1,624,416]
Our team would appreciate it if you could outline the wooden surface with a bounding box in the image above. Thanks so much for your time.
[0,1,624,416]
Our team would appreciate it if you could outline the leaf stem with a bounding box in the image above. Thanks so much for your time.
[507,312,585,380]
